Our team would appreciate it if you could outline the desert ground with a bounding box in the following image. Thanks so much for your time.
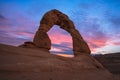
[0,44,119,80]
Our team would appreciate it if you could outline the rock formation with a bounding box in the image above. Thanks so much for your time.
[19,9,91,56]
[0,44,115,80]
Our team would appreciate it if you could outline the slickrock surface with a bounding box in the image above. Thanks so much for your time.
[0,44,115,80]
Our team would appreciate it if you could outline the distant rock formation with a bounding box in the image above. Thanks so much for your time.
[19,9,91,56]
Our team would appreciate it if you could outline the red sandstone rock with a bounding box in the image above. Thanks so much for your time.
[33,30,51,50]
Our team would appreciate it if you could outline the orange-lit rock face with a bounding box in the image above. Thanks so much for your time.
[20,9,91,56]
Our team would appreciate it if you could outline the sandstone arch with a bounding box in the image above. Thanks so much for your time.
[20,9,91,56]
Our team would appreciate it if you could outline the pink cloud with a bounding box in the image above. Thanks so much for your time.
[88,40,107,52]
[112,42,120,45]
[49,33,72,44]
[108,39,120,46]
[86,34,109,52]
[48,27,72,48]
[14,31,34,38]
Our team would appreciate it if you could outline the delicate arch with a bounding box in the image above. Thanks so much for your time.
[20,9,91,56]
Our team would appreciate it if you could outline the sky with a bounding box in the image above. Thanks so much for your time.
[0,0,120,55]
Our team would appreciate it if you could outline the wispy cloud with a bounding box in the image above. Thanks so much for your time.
[0,13,36,46]
[0,30,29,46]
[0,14,6,20]
[50,43,73,54]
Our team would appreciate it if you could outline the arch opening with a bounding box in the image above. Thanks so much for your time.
[47,25,74,57]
